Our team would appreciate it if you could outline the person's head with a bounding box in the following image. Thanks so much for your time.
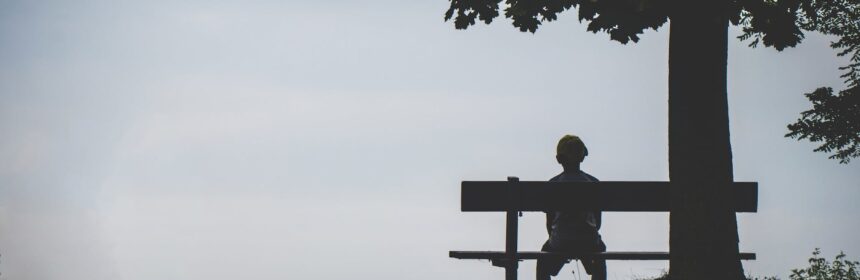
[556,134,588,168]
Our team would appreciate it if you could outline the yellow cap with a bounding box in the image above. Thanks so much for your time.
[557,134,588,158]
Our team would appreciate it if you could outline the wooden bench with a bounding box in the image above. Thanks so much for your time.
[449,177,758,280]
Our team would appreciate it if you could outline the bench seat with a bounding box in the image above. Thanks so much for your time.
[450,251,756,260]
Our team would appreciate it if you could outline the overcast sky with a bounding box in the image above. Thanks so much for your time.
[1,1,858,280]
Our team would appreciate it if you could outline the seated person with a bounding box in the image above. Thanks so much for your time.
[537,135,607,280]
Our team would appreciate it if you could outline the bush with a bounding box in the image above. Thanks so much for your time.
[639,249,858,280]
[789,249,859,280]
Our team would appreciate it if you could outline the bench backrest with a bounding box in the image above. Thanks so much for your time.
[461,181,758,212]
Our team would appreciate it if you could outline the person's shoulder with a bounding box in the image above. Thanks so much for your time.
[549,171,597,182]
[581,171,599,182]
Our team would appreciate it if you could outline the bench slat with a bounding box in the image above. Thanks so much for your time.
[461,181,757,212]
[449,251,756,260]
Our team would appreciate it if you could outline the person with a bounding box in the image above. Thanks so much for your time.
[536,135,607,280]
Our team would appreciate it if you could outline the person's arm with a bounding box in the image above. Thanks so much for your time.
[590,173,602,230]
[545,212,555,234]
[546,175,560,235]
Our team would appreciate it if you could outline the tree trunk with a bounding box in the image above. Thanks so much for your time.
[668,2,745,280]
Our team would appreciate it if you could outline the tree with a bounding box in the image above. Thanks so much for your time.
[443,1,833,279]
[781,1,860,164]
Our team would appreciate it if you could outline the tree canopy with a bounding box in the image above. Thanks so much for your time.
[784,1,860,164]
[444,0,808,48]
[445,0,860,164]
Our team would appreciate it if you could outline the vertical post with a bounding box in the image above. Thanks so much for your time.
[505,176,519,280]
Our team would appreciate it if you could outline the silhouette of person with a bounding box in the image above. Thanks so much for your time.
[537,135,607,280]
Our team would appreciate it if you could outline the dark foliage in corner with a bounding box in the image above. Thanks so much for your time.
[444,0,670,44]
[444,0,860,164]
[747,249,860,280]
[787,87,860,163]
[639,249,860,280]
[444,0,811,47]
[790,249,860,280]
[782,1,860,164]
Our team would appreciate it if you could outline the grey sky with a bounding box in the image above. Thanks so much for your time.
[1,1,858,279]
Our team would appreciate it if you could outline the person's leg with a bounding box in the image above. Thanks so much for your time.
[588,239,607,280]
[537,240,565,280]
[579,239,606,280]
[536,259,553,280]
[581,259,606,280]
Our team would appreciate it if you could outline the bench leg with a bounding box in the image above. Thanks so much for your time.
[506,265,517,280]
[506,176,519,280]
[505,208,518,280]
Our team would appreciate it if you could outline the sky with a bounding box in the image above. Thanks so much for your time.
[0,1,858,279]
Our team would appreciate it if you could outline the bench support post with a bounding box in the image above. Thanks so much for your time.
[505,176,519,280]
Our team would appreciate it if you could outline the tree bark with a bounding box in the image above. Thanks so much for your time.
[668,2,745,280]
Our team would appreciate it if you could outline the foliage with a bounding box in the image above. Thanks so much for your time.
[786,87,860,163]
[753,277,781,280]
[443,0,860,164]
[748,249,860,280]
[637,270,670,280]
[793,0,860,91]
[443,0,810,48]
[789,248,860,280]
[637,249,860,280]
[637,270,781,280]
[781,1,860,164]
[444,0,671,44]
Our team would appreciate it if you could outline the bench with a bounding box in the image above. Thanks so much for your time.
[449,177,758,280]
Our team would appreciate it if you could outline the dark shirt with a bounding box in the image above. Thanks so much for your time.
[546,170,601,245]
